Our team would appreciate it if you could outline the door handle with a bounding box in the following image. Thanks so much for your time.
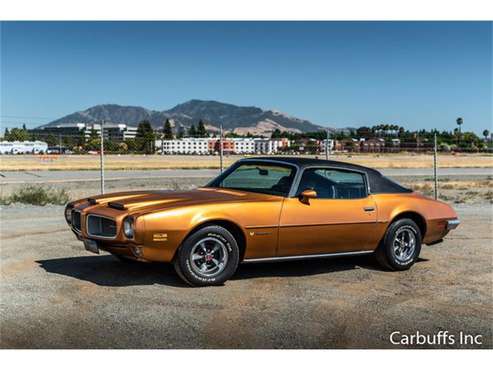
[363,206,375,212]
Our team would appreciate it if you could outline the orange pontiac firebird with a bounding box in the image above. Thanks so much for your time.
[65,157,460,286]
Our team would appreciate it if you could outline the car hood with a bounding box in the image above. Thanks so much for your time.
[85,187,280,214]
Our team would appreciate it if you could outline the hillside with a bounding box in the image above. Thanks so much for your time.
[43,99,323,135]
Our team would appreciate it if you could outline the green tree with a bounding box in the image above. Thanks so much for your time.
[188,124,197,138]
[271,128,282,138]
[118,142,129,154]
[483,129,490,142]
[456,117,463,146]
[136,120,155,154]
[163,119,173,140]
[75,129,85,147]
[44,134,57,147]
[85,138,101,151]
[197,120,207,137]
[88,127,99,141]
[7,127,29,141]
[124,138,139,152]
[356,126,372,138]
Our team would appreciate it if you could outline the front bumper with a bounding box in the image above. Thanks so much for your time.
[446,219,460,230]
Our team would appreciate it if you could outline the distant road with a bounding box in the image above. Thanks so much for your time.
[0,167,491,185]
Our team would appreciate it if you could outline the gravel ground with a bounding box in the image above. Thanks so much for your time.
[1,201,492,349]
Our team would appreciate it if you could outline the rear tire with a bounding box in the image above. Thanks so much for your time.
[376,218,422,271]
[173,225,240,287]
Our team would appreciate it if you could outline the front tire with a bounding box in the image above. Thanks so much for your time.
[173,225,240,286]
[376,218,422,271]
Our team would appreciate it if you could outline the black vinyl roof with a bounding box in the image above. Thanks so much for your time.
[241,157,412,194]
[244,156,376,172]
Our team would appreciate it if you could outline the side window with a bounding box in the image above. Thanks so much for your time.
[219,164,295,196]
[297,168,367,199]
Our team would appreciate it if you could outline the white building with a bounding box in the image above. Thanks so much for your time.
[231,138,256,154]
[30,122,137,142]
[319,139,335,153]
[154,137,291,155]
[85,123,138,141]
[156,138,211,154]
[254,138,289,154]
[0,141,48,154]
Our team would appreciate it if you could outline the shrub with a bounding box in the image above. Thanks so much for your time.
[0,186,70,206]
[439,143,451,152]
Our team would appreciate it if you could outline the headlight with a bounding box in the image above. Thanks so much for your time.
[64,204,73,223]
[123,216,134,239]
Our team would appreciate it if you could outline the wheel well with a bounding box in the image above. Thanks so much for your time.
[180,220,247,261]
[391,211,427,237]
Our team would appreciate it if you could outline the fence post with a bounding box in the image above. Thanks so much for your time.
[100,120,105,194]
[325,129,331,160]
[325,129,328,160]
[433,132,438,200]
[219,124,224,173]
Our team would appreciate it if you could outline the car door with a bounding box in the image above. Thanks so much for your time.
[277,167,379,256]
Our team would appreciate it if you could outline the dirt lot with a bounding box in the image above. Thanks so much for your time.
[1,171,491,206]
[1,153,492,171]
[1,200,492,348]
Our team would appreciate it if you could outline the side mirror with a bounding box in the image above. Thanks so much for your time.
[299,189,317,204]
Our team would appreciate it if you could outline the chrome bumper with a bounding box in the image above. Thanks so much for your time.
[446,219,460,230]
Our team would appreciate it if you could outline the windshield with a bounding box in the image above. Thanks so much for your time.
[207,162,296,197]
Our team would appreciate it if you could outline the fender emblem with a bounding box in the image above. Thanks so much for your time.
[153,233,168,241]
[249,231,271,236]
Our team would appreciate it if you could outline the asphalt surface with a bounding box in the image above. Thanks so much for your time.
[1,167,492,185]
[1,204,491,348]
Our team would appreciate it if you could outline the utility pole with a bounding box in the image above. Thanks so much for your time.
[161,131,164,155]
[219,124,224,173]
[325,129,330,160]
[100,120,105,194]
[433,132,438,200]
[58,133,62,154]
[456,117,463,148]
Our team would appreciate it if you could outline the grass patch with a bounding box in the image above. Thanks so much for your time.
[1,153,492,171]
[410,183,433,193]
[0,186,70,206]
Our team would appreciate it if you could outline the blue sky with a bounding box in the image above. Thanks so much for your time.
[1,21,491,134]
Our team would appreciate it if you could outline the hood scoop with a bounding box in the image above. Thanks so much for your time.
[87,197,98,205]
[108,202,127,210]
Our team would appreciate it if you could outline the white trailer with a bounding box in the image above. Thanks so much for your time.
[0,141,48,154]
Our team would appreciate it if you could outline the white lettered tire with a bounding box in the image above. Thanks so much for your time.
[376,218,422,271]
[173,225,240,286]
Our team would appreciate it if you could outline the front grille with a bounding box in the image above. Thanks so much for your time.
[71,210,81,232]
[87,215,117,238]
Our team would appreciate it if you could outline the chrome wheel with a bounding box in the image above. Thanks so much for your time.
[189,237,228,277]
[392,226,416,263]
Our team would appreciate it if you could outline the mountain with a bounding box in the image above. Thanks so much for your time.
[43,100,323,135]
[49,104,153,126]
